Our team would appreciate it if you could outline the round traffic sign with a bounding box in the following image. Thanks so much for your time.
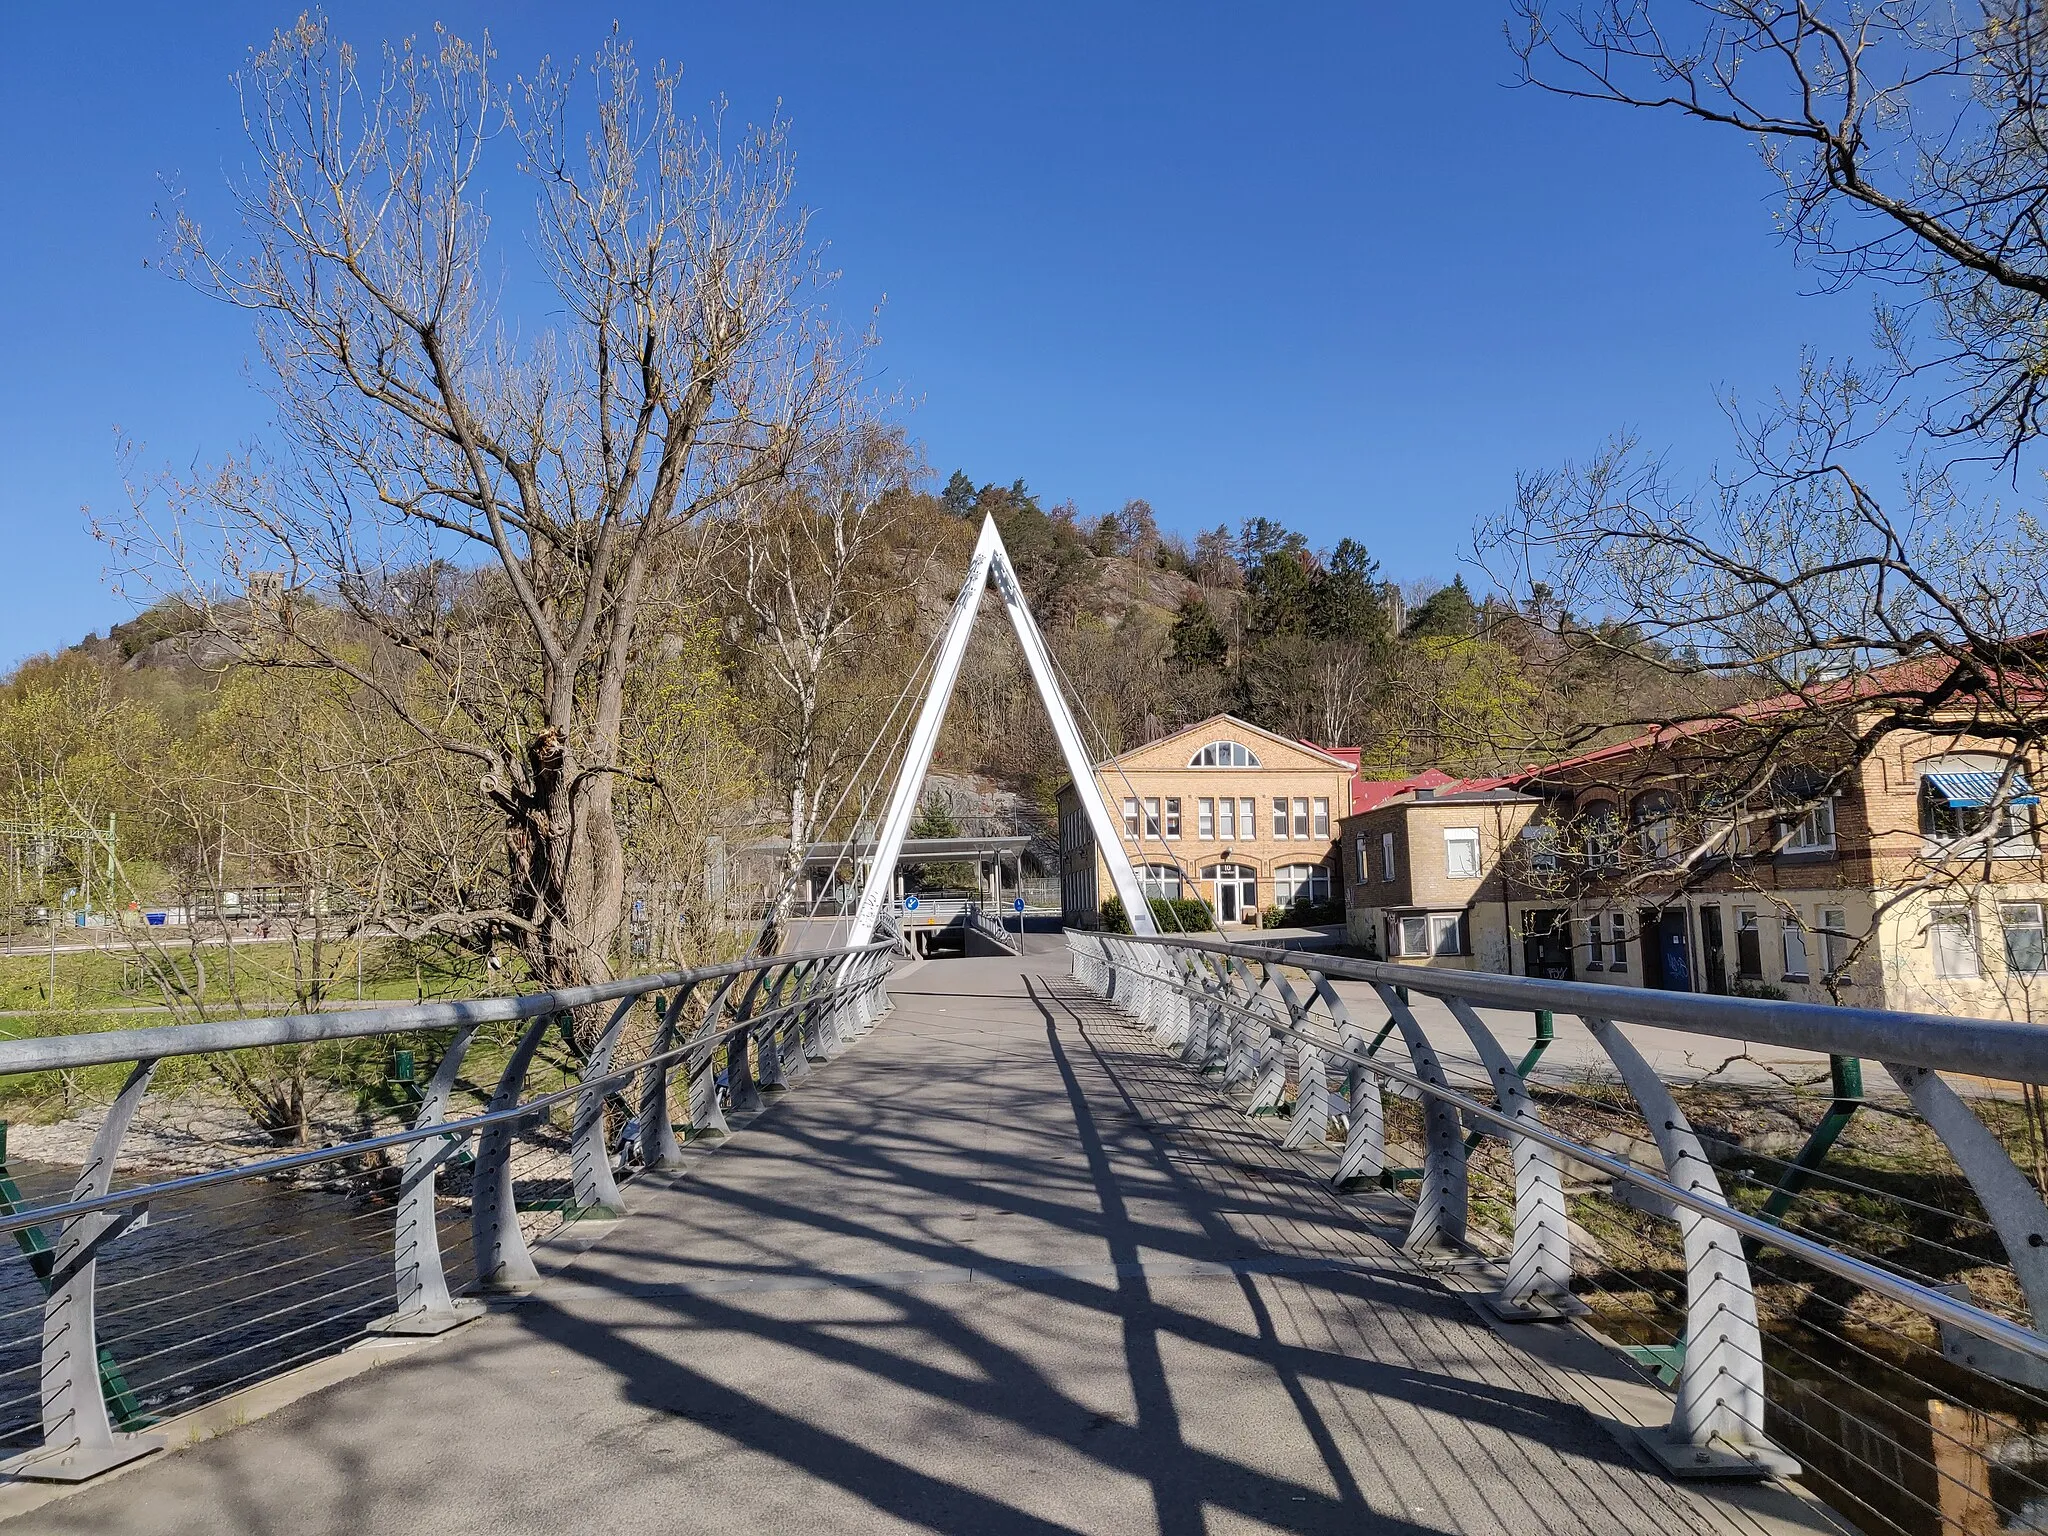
[1013,898,1026,913]
[903,895,920,911]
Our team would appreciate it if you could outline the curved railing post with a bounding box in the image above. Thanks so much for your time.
[638,983,701,1171]
[0,1059,164,1481]
[725,968,773,1115]
[472,1011,559,1291]
[1884,1061,2048,1384]
[1582,1014,1773,1477]
[569,996,644,1220]
[1375,983,1467,1256]
[1442,998,1576,1321]
[1320,976,1385,1187]
[1274,972,1337,1153]
[377,1022,485,1334]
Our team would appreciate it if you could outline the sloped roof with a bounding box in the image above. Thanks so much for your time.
[1095,713,1357,771]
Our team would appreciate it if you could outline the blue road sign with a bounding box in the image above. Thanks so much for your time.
[903,895,920,911]
[1013,898,1026,913]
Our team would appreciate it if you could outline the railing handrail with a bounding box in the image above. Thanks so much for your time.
[1104,931,2048,1082]
[0,981,825,1241]
[0,940,896,1076]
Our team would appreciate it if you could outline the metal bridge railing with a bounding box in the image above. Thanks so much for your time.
[0,940,897,1482]
[1070,929,2048,1520]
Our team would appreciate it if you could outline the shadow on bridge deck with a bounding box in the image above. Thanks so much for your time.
[7,952,1839,1535]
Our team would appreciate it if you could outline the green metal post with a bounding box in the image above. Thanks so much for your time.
[1758,1054,1864,1225]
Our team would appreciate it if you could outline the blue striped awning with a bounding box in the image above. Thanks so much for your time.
[1925,770,2040,808]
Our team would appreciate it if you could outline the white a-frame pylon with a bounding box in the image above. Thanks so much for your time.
[848,515,1156,943]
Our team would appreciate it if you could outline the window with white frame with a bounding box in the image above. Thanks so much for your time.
[1266,797,1283,838]
[1273,863,1331,908]
[2003,902,2047,975]
[1217,797,1235,840]
[1444,827,1481,880]
[1353,834,1368,884]
[1380,831,1396,881]
[1784,799,1835,852]
[1189,740,1261,768]
[1632,793,1675,863]
[1819,908,1852,978]
[1606,911,1628,971]
[1312,798,1330,837]
[1918,755,2037,848]
[1164,797,1182,838]
[1143,798,1161,838]
[1392,912,1465,957]
[1523,823,1558,870]
[1238,798,1256,839]
[1930,904,1982,979]
[1584,802,1620,868]
[1123,798,1140,839]
[1197,798,1215,839]
[1583,914,1605,972]
[1138,864,1183,900]
[1292,798,1310,838]
[1782,913,1810,981]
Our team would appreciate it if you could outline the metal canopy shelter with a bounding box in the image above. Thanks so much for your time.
[848,515,1153,943]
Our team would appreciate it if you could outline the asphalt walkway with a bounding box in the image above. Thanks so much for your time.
[9,951,1831,1535]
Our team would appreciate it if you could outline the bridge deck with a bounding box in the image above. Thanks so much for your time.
[13,953,1829,1535]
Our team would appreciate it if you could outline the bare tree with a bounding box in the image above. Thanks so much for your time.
[1512,0,2048,464]
[719,426,924,940]
[104,19,857,1003]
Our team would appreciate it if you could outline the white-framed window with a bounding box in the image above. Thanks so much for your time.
[1122,798,1140,839]
[1930,904,1982,979]
[1217,797,1235,840]
[1444,827,1481,880]
[1312,798,1330,837]
[1164,797,1182,839]
[1239,798,1256,840]
[1143,798,1161,839]
[1918,755,2037,847]
[1392,912,1466,957]
[1584,802,1619,868]
[1197,798,1215,839]
[2003,902,2047,975]
[1273,863,1331,908]
[1380,832,1396,881]
[1138,864,1183,900]
[1353,834,1368,884]
[1523,823,1558,870]
[1583,914,1604,972]
[1735,908,1762,978]
[1292,798,1310,838]
[1606,911,1628,972]
[1190,740,1261,768]
[1782,912,1810,981]
[1272,798,1289,838]
[1784,799,1836,853]
[1819,908,1852,978]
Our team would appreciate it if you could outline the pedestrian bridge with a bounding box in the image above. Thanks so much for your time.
[3,931,2048,1534]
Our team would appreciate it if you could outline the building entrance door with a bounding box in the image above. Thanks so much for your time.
[1202,864,1256,925]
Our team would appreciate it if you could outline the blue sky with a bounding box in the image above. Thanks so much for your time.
[0,3,1870,667]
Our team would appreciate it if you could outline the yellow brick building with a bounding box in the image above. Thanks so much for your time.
[1056,714,1355,929]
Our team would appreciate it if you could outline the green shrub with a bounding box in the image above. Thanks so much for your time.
[1262,899,1343,929]
[1729,978,1787,1001]
[1100,895,1214,933]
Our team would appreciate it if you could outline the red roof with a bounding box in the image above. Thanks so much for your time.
[1509,644,2048,784]
[1350,769,1454,814]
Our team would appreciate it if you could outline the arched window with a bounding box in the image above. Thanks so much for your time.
[1918,754,2038,846]
[1273,863,1331,908]
[1189,740,1262,768]
[1138,864,1184,899]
